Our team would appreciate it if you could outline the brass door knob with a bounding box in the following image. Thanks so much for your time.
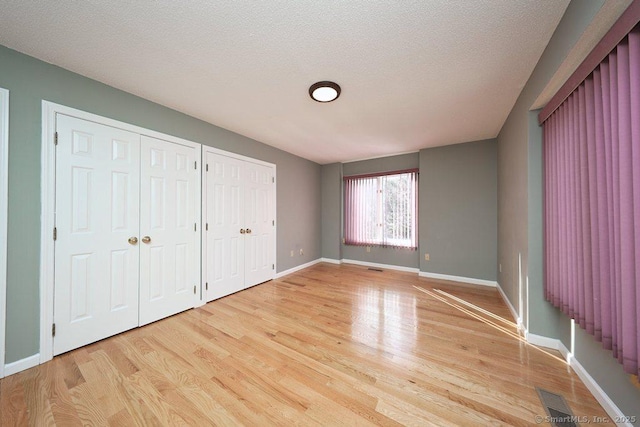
[141,236,151,244]
[128,236,138,245]
[246,229,252,234]
[240,229,246,234]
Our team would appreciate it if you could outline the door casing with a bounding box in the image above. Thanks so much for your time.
[0,87,9,378]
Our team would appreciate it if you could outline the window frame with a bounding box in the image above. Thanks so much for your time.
[343,168,418,250]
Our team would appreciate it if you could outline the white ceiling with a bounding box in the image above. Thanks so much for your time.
[0,1,575,164]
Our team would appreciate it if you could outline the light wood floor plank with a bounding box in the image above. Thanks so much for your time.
[0,263,609,425]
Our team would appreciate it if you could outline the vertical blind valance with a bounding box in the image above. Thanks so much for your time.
[543,24,640,377]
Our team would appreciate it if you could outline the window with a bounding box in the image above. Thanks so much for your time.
[344,169,418,249]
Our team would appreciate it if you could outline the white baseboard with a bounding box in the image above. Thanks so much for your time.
[524,332,631,426]
[570,356,632,427]
[496,282,522,327]
[557,340,571,361]
[419,271,497,287]
[275,259,323,279]
[305,259,497,285]
[341,259,419,273]
[276,257,420,277]
[4,353,40,377]
[526,332,563,352]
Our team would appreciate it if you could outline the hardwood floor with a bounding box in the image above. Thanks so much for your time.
[0,263,608,426]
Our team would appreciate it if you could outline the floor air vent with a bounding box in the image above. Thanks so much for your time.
[367,268,383,272]
[536,387,578,427]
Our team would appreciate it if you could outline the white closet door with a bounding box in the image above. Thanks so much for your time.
[139,136,198,325]
[204,152,245,301]
[54,114,140,355]
[244,161,275,287]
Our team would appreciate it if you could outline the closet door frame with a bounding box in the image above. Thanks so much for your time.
[0,88,8,378]
[40,101,202,364]
[201,145,277,301]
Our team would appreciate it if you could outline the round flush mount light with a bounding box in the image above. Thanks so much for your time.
[309,81,341,102]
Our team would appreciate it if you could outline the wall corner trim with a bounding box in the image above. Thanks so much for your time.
[418,271,497,288]
[4,353,40,377]
[0,87,8,379]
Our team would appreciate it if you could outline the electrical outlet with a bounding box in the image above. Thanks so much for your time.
[425,253,430,261]
[290,250,294,257]
[299,248,304,256]
[366,246,371,253]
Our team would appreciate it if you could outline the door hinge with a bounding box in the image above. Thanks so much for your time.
[52,323,56,337]
[272,220,275,226]
[54,132,58,145]
[205,282,209,291]
[272,176,275,183]
[206,164,209,172]
[272,264,275,270]
[206,223,209,231]
[193,285,196,294]
[194,223,197,231]
[53,227,57,241]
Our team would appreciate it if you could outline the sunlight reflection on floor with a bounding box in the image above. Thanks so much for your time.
[351,287,417,352]
[414,286,567,365]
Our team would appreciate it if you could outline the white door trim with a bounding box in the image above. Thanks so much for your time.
[0,87,9,378]
[203,144,276,169]
[40,101,202,363]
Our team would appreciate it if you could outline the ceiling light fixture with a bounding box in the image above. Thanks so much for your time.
[309,81,341,103]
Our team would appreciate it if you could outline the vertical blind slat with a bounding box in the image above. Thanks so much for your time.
[344,171,417,249]
[629,25,640,375]
[543,26,640,377]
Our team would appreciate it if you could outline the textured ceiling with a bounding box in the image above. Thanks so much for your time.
[0,1,573,164]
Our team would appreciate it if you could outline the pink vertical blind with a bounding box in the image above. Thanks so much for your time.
[543,24,640,376]
[344,170,418,249]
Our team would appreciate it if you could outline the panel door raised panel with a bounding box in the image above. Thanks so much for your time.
[244,161,275,287]
[204,152,245,301]
[139,135,198,325]
[54,114,140,355]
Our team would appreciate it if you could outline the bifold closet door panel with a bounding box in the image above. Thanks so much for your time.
[54,114,140,356]
[204,152,245,301]
[139,135,199,326]
[243,161,275,288]
[203,150,276,301]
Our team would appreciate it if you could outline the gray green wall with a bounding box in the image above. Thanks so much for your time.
[497,0,604,337]
[419,139,497,281]
[498,0,640,421]
[320,163,342,260]
[0,44,322,364]
[320,142,498,280]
